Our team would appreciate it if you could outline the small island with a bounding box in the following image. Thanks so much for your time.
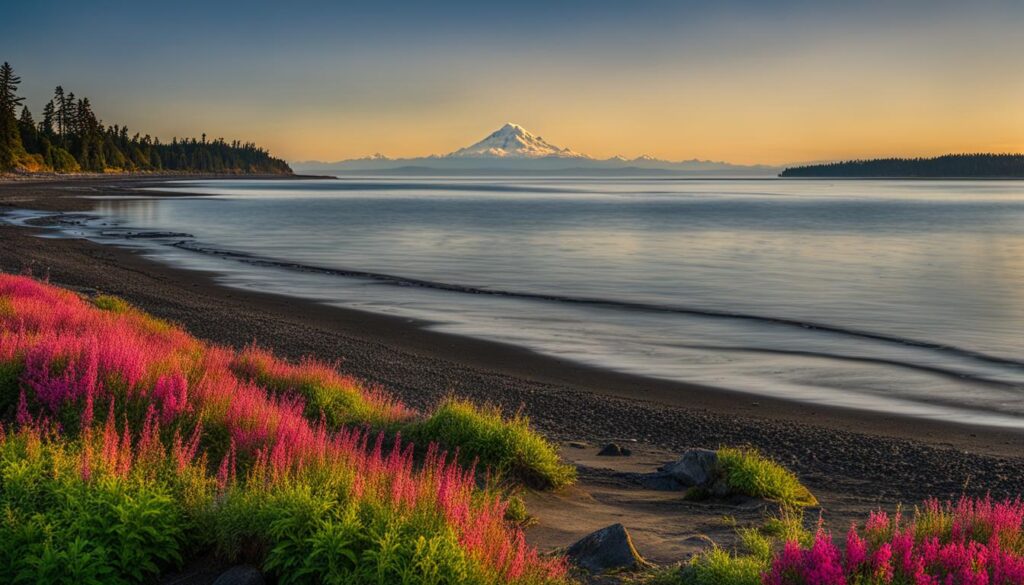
[781,153,1024,178]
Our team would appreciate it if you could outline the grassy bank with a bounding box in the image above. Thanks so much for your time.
[0,274,571,583]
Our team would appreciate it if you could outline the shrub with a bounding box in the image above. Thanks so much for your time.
[717,448,817,509]
[409,399,576,490]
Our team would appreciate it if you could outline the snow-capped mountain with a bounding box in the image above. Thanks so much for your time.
[292,123,781,176]
[446,123,587,159]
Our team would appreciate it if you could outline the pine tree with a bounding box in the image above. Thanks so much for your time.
[18,106,39,153]
[65,93,77,137]
[74,97,105,171]
[19,106,35,127]
[40,100,55,136]
[0,62,26,171]
[53,86,66,141]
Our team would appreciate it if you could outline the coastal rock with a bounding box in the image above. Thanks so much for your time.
[663,449,719,487]
[597,443,632,457]
[566,523,648,572]
[212,565,265,585]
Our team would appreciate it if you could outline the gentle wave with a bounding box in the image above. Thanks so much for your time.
[168,238,1024,376]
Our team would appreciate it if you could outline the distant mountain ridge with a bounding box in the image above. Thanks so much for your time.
[292,123,779,176]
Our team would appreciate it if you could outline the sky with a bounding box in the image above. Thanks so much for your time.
[2,0,1023,165]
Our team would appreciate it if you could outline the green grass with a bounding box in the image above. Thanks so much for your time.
[644,548,764,585]
[639,511,813,585]
[409,399,576,490]
[92,294,133,313]
[758,509,814,546]
[716,448,817,509]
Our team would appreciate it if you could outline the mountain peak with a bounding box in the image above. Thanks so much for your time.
[447,123,588,159]
[498,122,526,133]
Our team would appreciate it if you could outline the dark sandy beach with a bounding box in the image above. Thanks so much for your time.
[2,176,1023,561]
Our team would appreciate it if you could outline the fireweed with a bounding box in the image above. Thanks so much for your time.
[0,275,568,584]
[764,497,1024,585]
[658,498,1024,585]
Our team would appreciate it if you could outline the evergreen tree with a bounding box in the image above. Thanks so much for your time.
[40,100,55,136]
[781,154,1024,178]
[65,93,76,136]
[53,86,66,141]
[2,62,292,174]
[18,106,39,153]
[0,62,26,171]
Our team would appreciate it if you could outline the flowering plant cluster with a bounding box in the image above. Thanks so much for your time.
[765,498,1024,585]
[0,274,567,584]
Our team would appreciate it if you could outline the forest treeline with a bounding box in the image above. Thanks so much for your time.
[0,62,291,174]
[781,154,1024,178]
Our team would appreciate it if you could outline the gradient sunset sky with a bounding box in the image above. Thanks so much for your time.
[3,0,1022,164]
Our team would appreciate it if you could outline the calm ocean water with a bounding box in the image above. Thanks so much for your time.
[30,178,1024,427]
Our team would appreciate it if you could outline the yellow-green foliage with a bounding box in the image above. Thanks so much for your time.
[410,399,576,490]
[717,448,817,508]
[218,481,496,585]
[645,548,764,585]
[275,374,385,429]
[759,509,814,547]
[735,527,773,562]
[92,295,174,335]
[684,548,764,585]
[92,295,132,313]
[0,432,191,584]
[227,346,414,431]
[643,512,812,585]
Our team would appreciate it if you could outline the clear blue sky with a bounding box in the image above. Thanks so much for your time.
[3,0,1022,163]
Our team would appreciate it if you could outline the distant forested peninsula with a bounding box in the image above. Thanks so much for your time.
[0,62,291,175]
[781,154,1024,178]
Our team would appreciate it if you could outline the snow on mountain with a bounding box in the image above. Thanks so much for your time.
[446,123,588,159]
[290,123,781,175]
